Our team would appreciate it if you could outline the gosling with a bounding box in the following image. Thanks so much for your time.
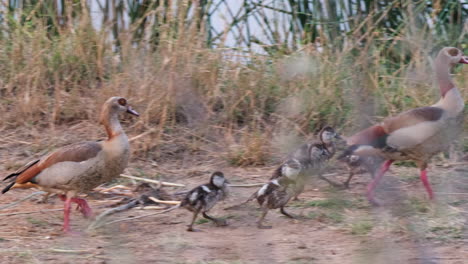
[180,171,229,231]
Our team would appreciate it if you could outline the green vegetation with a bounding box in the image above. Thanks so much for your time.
[306,197,354,210]
[303,196,355,224]
[350,221,374,235]
[307,210,345,224]
[25,216,49,227]
[195,218,210,225]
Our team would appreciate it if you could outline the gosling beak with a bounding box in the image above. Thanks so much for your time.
[126,106,140,116]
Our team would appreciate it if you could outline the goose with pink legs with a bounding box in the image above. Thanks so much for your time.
[339,47,467,205]
[2,97,139,232]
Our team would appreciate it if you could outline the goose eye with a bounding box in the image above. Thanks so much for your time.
[118,98,127,106]
[448,48,459,57]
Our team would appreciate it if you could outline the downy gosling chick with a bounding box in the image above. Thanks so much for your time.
[339,154,384,188]
[272,126,342,200]
[180,171,229,231]
[253,161,300,229]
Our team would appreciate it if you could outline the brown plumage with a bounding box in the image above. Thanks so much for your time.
[2,97,139,232]
[339,47,467,205]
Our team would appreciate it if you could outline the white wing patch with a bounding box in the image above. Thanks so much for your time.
[271,179,280,186]
[349,155,360,162]
[257,183,269,196]
[36,153,104,187]
[387,120,444,149]
[189,191,198,202]
[282,159,301,179]
[282,165,300,179]
[201,185,212,193]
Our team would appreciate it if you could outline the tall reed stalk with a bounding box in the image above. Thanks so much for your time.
[0,0,466,164]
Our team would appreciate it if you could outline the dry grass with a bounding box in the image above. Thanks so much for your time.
[0,2,467,165]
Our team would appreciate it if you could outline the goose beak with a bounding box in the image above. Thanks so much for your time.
[335,134,343,140]
[459,56,468,64]
[126,106,140,116]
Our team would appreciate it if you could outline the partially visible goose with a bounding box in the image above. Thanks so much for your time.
[2,97,139,232]
[272,126,342,200]
[339,154,384,188]
[339,47,467,204]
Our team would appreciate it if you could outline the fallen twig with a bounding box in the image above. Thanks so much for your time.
[97,185,131,193]
[440,161,468,167]
[49,248,93,254]
[0,191,46,210]
[129,128,157,142]
[0,209,62,216]
[119,174,185,187]
[135,206,167,210]
[87,200,140,230]
[97,204,181,228]
[148,197,180,205]
[228,183,265,187]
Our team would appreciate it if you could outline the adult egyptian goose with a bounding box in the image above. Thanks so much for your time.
[180,171,229,232]
[2,97,139,232]
[339,47,467,204]
[272,126,342,200]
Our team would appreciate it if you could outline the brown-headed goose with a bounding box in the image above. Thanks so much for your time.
[339,47,467,205]
[272,126,342,200]
[2,97,139,232]
[181,171,229,232]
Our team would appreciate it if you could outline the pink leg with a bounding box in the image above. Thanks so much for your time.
[70,198,93,218]
[419,169,434,200]
[59,195,92,218]
[366,160,393,205]
[63,196,72,232]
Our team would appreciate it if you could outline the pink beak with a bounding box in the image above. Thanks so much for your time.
[459,56,468,64]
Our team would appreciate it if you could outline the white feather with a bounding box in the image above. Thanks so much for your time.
[387,121,444,149]
[257,183,269,196]
[282,162,301,179]
[201,185,211,193]
[271,179,280,186]
[189,191,198,202]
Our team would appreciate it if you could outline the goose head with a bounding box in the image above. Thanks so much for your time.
[435,48,467,98]
[99,97,139,124]
[319,126,341,144]
[210,171,228,188]
[437,47,468,67]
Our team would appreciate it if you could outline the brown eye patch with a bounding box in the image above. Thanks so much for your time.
[118,98,127,106]
[448,48,459,56]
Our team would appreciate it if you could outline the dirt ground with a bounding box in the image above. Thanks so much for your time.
[1,164,467,264]
[1,128,467,264]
